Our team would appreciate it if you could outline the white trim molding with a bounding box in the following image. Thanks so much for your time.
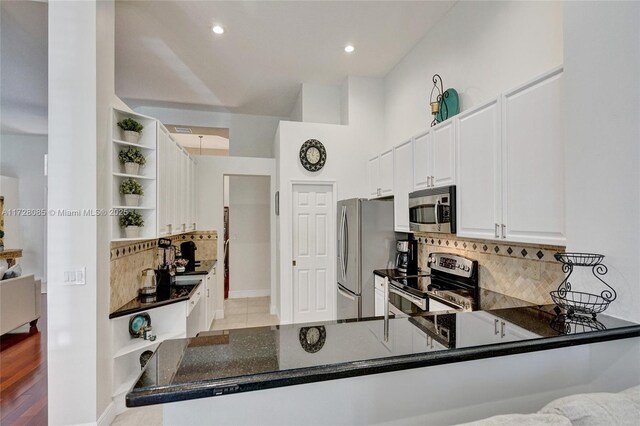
[228,289,271,299]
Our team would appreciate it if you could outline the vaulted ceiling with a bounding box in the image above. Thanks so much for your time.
[0,1,457,136]
[115,0,456,117]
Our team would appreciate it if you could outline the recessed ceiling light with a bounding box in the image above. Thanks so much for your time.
[344,45,355,53]
[212,25,224,35]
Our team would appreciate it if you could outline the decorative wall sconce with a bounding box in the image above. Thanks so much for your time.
[429,74,459,127]
[429,74,447,127]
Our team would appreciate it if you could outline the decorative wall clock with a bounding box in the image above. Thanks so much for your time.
[299,139,327,172]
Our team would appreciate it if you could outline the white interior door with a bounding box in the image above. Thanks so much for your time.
[292,184,334,323]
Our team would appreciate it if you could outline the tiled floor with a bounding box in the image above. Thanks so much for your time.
[111,296,279,425]
[210,296,279,331]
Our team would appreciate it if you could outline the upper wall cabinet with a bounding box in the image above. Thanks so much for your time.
[158,125,197,237]
[393,139,413,232]
[368,149,394,199]
[456,98,501,240]
[412,130,433,191]
[502,67,564,245]
[432,121,456,188]
[456,67,565,246]
[412,120,455,191]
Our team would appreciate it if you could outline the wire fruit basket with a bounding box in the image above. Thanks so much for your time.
[550,252,616,318]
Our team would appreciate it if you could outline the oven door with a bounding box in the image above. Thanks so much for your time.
[388,285,428,316]
[409,195,451,233]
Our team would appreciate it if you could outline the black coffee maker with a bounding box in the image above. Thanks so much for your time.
[395,239,418,274]
[180,241,197,272]
[156,238,175,300]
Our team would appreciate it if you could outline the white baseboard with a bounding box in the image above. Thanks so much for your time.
[97,401,116,426]
[228,289,270,299]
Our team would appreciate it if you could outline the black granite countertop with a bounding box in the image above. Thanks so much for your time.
[175,259,217,276]
[126,305,640,407]
[109,278,203,319]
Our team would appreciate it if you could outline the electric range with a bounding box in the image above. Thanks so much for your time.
[388,252,479,316]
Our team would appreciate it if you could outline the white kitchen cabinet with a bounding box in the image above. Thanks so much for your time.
[393,139,413,232]
[205,267,217,328]
[157,126,170,236]
[367,156,380,198]
[502,67,565,245]
[455,68,565,246]
[374,274,385,317]
[411,122,453,190]
[368,149,394,199]
[456,311,539,348]
[374,288,384,317]
[379,149,394,197]
[428,298,452,312]
[432,120,456,188]
[456,98,502,240]
[412,130,432,191]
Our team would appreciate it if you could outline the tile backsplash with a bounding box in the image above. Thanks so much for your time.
[415,232,565,305]
[109,230,218,313]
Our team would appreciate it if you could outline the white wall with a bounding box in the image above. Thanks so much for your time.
[563,1,640,322]
[195,156,276,315]
[299,83,342,125]
[134,106,283,158]
[0,134,47,283]
[384,1,563,146]
[48,1,99,423]
[275,76,385,323]
[228,175,271,298]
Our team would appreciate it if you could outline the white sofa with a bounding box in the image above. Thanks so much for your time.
[0,273,41,335]
[459,385,640,426]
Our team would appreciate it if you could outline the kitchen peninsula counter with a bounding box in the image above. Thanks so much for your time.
[127,305,640,414]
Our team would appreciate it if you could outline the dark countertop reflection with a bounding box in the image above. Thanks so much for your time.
[127,305,640,407]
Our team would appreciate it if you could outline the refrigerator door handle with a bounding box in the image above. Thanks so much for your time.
[338,286,357,301]
[340,206,347,280]
[343,208,349,277]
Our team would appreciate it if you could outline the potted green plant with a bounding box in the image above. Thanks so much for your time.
[119,210,144,239]
[120,178,144,207]
[118,147,146,175]
[117,118,144,144]
[0,230,4,252]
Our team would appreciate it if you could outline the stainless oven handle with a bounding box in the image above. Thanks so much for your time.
[389,284,427,310]
[426,291,465,311]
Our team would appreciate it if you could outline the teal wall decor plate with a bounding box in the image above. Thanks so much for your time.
[436,88,459,123]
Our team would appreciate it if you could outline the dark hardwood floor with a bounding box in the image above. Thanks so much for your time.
[0,294,47,425]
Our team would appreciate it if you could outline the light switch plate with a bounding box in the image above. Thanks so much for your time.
[64,267,86,285]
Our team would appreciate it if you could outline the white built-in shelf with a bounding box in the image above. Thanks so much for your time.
[112,206,156,210]
[113,139,156,150]
[114,331,185,359]
[112,173,156,180]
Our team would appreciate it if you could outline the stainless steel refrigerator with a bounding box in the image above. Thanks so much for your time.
[336,198,396,320]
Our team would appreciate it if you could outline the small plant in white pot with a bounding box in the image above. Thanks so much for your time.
[120,178,144,207]
[117,118,144,144]
[118,147,146,175]
[119,210,144,239]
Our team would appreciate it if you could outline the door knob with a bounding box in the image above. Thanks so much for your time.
[292,260,297,267]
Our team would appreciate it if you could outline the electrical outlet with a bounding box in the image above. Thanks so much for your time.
[64,267,86,285]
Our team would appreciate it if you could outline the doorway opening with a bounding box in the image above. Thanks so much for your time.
[211,174,277,330]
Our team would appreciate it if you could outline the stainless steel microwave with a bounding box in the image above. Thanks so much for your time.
[408,186,456,234]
